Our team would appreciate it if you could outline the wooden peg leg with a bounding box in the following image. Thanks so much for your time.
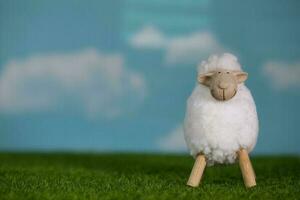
[238,149,256,188]
[187,154,206,187]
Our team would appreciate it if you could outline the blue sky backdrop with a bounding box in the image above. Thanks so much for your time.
[0,0,299,154]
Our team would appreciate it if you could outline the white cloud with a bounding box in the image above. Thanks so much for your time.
[165,32,224,64]
[129,26,224,65]
[129,26,167,49]
[0,48,146,118]
[263,61,300,89]
[157,125,187,152]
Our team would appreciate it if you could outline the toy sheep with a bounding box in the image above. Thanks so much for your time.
[184,53,258,188]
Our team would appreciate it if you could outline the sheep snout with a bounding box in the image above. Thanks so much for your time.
[210,88,236,101]
[211,82,237,101]
[218,82,229,89]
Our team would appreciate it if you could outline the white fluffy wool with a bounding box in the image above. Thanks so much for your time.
[184,53,258,166]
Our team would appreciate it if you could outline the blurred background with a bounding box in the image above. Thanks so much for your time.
[0,0,299,155]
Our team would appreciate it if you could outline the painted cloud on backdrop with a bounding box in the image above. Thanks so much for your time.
[129,25,224,65]
[129,26,166,49]
[263,61,300,90]
[0,48,146,119]
[157,125,187,152]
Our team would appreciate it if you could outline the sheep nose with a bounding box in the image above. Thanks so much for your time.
[218,82,229,89]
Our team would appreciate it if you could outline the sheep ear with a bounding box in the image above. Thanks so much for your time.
[234,71,248,83]
[198,72,214,86]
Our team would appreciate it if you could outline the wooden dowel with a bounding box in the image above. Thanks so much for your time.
[238,149,256,188]
[187,154,206,187]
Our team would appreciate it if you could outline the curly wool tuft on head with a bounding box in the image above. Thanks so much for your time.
[197,53,241,74]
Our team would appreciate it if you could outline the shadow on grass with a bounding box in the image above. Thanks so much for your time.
[0,153,191,175]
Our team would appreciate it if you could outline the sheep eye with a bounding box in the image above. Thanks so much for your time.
[226,72,229,74]
[218,72,221,74]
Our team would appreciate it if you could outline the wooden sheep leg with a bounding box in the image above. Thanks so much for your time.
[187,154,206,187]
[238,149,256,188]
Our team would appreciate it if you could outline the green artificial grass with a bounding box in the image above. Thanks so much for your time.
[0,153,299,200]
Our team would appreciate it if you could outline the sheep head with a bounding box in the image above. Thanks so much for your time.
[198,69,248,101]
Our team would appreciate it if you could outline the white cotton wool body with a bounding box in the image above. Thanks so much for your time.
[184,53,259,166]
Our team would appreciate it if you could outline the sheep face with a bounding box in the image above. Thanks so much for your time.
[198,69,248,101]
